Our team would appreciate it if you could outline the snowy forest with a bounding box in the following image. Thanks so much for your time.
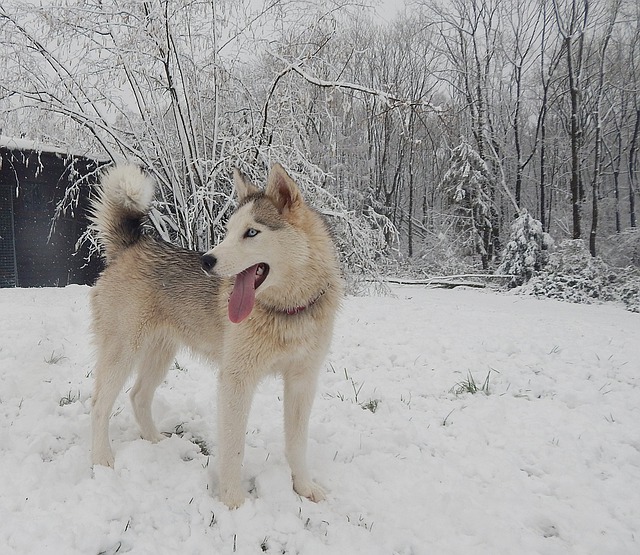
[1,0,639,296]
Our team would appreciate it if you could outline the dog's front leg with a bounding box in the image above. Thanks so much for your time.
[284,369,326,503]
[217,370,257,509]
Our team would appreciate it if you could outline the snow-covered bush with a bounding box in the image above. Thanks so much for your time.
[522,239,640,312]
[523,240,614,303]
[598,228,640,269]
[609,274,640,313]
[497,210,552,287]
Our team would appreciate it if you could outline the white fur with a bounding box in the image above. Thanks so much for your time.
[100,164,155,212]
[90,163,343,509]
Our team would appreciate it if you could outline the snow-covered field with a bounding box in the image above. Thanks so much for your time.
[0,285,639,554]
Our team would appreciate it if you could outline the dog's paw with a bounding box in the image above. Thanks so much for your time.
[293,479,326,503]
[92,451,115,468]
[220,487,246,510]
[141,430,166,444]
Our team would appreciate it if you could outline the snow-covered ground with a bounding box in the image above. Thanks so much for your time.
[0,285,639,554]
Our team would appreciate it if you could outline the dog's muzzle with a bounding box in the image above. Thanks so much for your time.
[201,254,217,274]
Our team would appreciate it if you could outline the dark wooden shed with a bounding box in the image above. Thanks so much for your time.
[0,137,105,287]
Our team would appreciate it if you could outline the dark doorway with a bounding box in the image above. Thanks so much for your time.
[0,141,105,287]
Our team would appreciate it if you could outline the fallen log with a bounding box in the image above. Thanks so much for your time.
[383,274,513,289]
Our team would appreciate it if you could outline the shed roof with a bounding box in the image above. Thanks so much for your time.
[0,135,107,161]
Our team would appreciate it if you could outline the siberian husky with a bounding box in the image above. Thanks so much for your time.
[89,163,343,508]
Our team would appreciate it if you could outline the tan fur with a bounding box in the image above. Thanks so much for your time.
[90,163,343,508]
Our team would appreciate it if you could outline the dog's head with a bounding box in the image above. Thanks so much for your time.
[202,164,311,323]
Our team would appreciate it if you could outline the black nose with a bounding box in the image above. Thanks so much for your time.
[201,254,217,274]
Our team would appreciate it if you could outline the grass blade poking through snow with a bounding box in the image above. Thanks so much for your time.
[451,369,496,396]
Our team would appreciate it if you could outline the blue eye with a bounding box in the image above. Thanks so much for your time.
[244,228,259,238]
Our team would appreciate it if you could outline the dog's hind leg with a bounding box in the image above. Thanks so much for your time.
[92,346,134,467]
[283,369,326,503]
[130,335,177,444]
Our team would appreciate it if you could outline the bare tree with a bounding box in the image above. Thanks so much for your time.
[537,0,563,232]
[504,0,544,208]
[626,4,640,229]
[553,0,590,240]
[1,0,248,249]
[3,0,640,276]
[588,0,621,256]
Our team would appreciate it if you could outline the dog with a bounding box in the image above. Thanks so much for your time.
[89,163,343,508]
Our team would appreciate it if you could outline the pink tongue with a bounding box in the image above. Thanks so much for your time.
[228,264,259,324]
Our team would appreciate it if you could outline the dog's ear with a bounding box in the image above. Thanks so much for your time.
[265,163,301,214]
[233,168,259,201]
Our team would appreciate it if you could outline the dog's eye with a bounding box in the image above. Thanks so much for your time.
[244,228,260,238]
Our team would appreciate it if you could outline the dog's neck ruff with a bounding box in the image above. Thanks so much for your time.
[264,287,327,316]
[284,289,326,315]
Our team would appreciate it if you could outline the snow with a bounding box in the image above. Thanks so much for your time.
[1,284,639,554]
[0,135,79,157]
[0,135,107,161]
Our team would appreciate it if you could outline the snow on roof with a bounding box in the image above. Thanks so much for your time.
[0,135,105,160]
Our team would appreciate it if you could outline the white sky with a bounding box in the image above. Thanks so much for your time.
[375,0,406,22]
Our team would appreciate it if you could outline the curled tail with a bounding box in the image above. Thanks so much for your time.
[91,164,155,264]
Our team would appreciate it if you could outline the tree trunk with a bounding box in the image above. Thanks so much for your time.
[514,62,523,209]
[567,33,582,240]
[407,135,415,258]
[540,102,547,232]
[589,0,617,256]
[589,180,598,257]
[629,108,640,228]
